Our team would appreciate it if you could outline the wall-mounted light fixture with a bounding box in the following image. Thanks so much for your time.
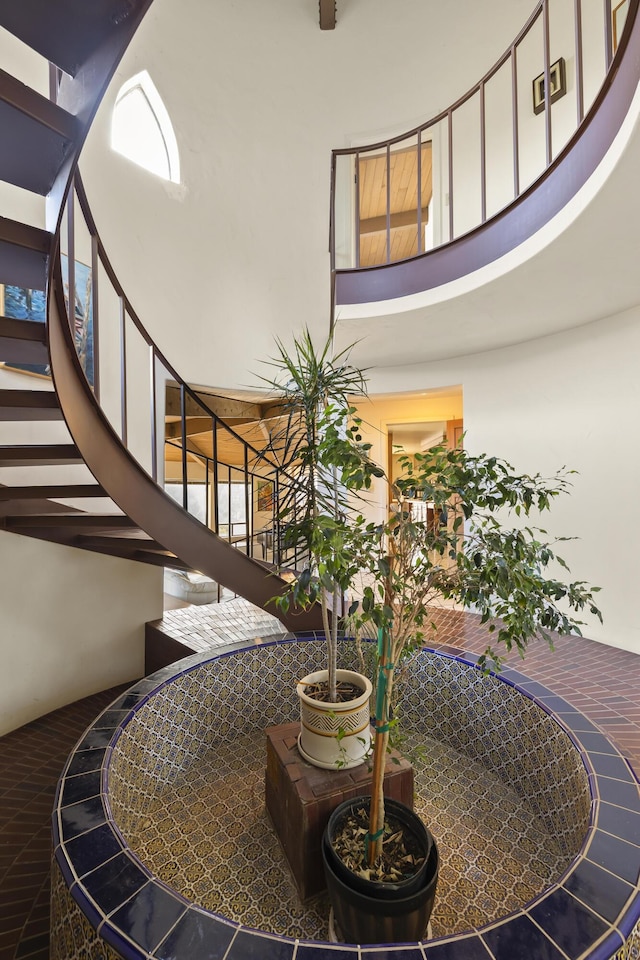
[532,57,567,114]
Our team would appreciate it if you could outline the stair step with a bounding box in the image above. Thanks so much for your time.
[0,316,47,364]
[0,217,50,289]
[3,513,139,532]
[0,69,79,195]
[0,483,107,500]
[0,389,62,421]
[64,535,192,570]
[0,0,142,77]
[0,443,81,466]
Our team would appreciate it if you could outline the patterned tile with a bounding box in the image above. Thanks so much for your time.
[5,607,640,959]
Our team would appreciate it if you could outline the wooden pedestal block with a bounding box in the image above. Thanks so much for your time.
[265,721,413,902]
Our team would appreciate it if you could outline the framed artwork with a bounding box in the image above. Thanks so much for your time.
[0,256,94,386]
[532,58,567,115]
[61,254,94,388]
[0,283,50,379]
[257,479,274,511]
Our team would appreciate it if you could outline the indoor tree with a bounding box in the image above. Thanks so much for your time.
[351,443,603,867]
[258,328,382,702]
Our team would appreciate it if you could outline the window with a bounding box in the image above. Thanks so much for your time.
[165,483,206,523]
[217,483,248,537]
[111,70,180,183]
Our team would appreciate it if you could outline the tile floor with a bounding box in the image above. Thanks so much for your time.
[2,605,640,959]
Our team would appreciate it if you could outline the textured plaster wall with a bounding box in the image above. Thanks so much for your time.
[0,532,162,735]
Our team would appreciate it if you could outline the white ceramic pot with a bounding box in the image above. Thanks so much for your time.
[296,669,372,769]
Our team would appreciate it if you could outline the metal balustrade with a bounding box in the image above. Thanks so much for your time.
[53,175,314,578]
[331,0,636,306]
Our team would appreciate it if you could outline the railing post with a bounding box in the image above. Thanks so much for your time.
[447,109,454,241]
[90,232,100,400]
[575,0,585,122]
[329,151,336,271]
[511,44,520,199]
[180,384,188,510]
[66,192,76,337]
[543,0,553,165]
[244,445,250,557]
[385,143,391,263]
[355,152,361,268]
[150,346,157,482]
[416,130,423,254]
[212,417,219,534]
[119,297,128,446]
[480,81,487,223]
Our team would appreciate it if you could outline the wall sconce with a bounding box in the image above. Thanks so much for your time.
[532,57,567,114]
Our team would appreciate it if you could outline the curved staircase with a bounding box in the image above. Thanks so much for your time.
[0,0,321,632]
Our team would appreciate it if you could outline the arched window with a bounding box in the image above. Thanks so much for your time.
[111,70,180,183]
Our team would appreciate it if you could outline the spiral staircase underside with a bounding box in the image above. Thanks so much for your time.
[0,1,638,633]
[0,0,320,632]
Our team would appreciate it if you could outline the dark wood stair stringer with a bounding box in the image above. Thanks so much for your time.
[47,289,323,632]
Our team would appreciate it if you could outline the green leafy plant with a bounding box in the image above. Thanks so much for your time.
[350,444,603,865]
[258,328,382,701]
[259,330,602,875]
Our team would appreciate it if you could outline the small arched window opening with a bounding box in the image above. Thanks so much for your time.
[111,70,180,184]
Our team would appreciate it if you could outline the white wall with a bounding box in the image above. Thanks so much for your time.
[78,0,533,390]
[365,306,640,655]
[0,531,162,735]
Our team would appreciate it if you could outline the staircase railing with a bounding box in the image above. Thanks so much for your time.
[36,1,320,629]
[55,173,311,574]
[332,0,639,306]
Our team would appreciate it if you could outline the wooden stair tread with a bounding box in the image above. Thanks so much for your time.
[0,217,50,289]
[0,316,48,364]
[0,483,107,500]
[0,389,62,421]
[2,513,139,530]
[0,444,81,465]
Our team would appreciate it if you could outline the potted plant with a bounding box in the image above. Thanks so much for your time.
[258,329,383,768]
[321,442,603,943]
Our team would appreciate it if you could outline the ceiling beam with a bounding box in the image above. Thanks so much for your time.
[360,207,430,236]
[164,390,262,421]
[319,0,336,29]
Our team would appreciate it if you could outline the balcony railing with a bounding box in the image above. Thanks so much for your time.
[331,0,635,297]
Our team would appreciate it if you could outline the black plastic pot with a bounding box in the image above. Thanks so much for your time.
[322,796,439,944]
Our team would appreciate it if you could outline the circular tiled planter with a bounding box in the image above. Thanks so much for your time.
[51,635,640,960]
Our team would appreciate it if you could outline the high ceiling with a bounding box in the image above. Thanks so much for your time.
[79,0,640,391]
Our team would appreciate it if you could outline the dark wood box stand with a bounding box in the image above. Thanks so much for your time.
[265,721,414,902]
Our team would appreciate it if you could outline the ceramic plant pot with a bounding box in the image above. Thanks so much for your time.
[322,796,439,944]
[296,669,372,769]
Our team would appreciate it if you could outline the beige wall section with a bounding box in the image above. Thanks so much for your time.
[0,532,163,736]
[366,306,640,656]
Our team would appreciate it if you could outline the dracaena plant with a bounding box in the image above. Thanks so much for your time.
[257,329,383,702]
[350,443,602,866]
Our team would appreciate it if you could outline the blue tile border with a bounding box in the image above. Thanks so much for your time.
[51,635,640,960]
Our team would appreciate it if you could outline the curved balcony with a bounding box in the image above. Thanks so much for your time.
[331,0,640,322]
